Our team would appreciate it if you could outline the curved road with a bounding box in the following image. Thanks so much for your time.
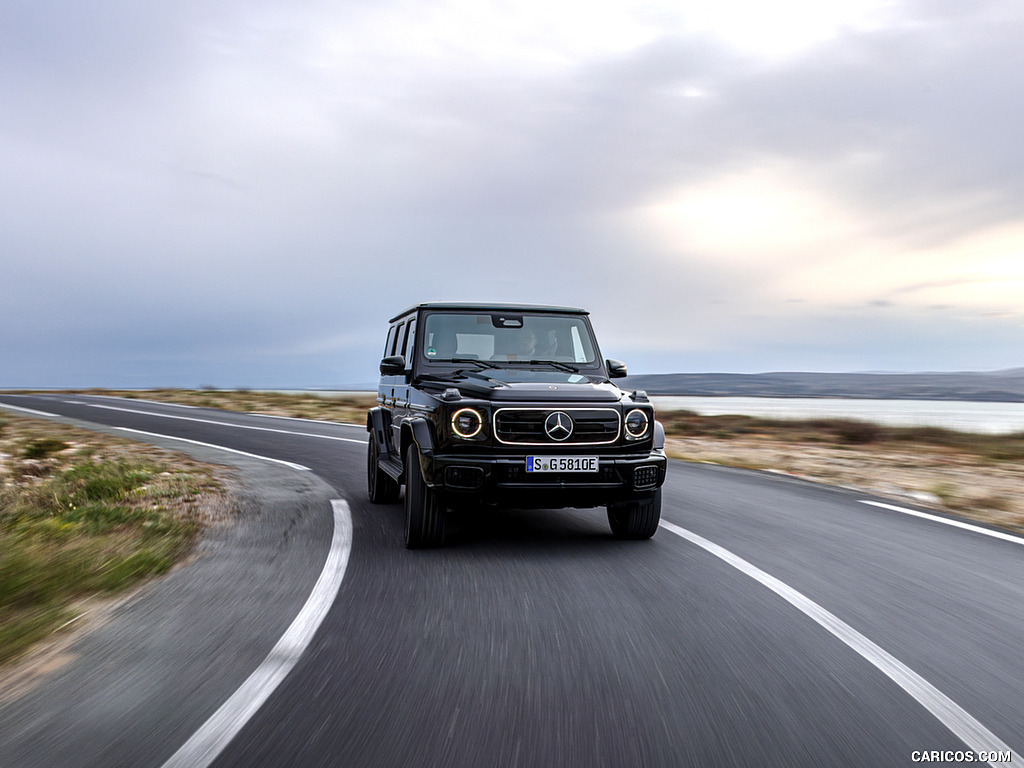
[0,393,1021,767]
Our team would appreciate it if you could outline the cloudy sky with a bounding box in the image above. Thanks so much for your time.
[3,0,1023,388]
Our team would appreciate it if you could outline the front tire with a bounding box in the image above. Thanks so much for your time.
[404,444,445,548]
[367,437,400,504]
[607,489,661,540]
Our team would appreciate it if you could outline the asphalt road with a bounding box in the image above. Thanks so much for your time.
[1,393,1021,767]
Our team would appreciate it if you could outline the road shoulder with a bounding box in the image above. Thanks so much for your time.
[0,411,340,768]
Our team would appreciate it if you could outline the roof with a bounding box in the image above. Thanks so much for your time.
[389,302,589,323]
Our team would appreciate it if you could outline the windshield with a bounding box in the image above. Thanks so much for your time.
[421,312,598,366]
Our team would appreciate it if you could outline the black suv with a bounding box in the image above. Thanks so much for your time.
[366,303,667,547]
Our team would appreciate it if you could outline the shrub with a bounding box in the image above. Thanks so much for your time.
[57,461,155,505]
[20,438,70,459]
[832,420,882,445]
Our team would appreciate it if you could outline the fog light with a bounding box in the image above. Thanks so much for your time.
[445,465,484,489]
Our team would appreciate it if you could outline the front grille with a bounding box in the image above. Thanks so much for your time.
[493,408,620,446]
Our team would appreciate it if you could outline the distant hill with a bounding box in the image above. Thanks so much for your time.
[620,368,1024,402]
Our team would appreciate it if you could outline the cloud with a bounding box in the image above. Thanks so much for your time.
[2,1,1024,386]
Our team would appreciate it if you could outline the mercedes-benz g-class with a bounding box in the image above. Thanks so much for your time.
[366,302,667,547]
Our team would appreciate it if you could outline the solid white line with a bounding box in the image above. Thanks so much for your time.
[0,402,66,418]
[1,400,315,470]
[55,399,367,444]
[81,394,364,424]
[86,395,202,409]
[114,428,311,471]
[658,520,1016,764]
[161,499,352,768]
[860,500,1024,547]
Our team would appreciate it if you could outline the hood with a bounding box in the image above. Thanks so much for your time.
[443,375,624,402]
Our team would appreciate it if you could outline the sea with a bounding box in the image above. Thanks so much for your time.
[315,389,1024,436]
[649,396,1024,435]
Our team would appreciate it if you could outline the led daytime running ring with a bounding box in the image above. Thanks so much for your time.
[451,407,484,438]
[625,408,650,439]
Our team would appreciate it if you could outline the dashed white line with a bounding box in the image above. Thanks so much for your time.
[659,520,1016,765]
[160,499,352,768]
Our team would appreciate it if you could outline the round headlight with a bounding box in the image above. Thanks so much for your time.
[451,408,484,439]
[624,409,650,439]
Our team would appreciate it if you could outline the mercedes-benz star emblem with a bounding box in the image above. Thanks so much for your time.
[544,411,573,441]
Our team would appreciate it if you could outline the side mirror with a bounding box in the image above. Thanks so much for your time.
[380,355,407,376]
[606,359,628,378]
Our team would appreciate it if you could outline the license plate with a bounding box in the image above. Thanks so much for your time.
[526,456,598,473]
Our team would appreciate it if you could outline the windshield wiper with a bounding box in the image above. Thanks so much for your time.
[419,359,517,382]
[504,359,581,373]
[431,357,508,371]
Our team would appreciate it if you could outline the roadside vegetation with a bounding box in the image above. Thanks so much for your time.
[658,409,1024,462]
[0,413,226,667]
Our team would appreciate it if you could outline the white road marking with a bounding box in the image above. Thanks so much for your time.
[114,428,311,471]
[659,520,1016,765]
[860,500,1024,547]
[86,395,202,409]
[73,394,357,423]
[0,401,314,470]
[0,402,67,418]
[56,398,367,444]
[161,499,352,768]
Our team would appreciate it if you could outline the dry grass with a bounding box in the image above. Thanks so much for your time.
[0,413,231,667]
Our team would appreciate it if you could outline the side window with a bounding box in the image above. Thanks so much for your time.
[397,321,410,358]
[384,325,397,357]
[405,320,416,369]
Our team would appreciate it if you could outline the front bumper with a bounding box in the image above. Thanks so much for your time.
[421,449,667,510]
